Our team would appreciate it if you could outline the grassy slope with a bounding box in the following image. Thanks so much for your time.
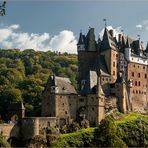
[53,113,148,147]
[115,112,148,125]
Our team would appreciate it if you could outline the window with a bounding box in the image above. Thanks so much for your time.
[145,74,147,79]
[138,73,140,78]
[91,97,94,101]
[133,90,135,94]
[133,64,135,67]
[135,81,137,86]
[138,81,140,86]
[113,61,115,67]
[65,111,67,114]
[136,90,138,94]
[143,66,145,69]
[113,71,115,75]
[132,72,134,77]
[92,107,94,111]
[79,98,84,102]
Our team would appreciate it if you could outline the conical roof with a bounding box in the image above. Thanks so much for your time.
[126,37,130,48]
[78,32,84,45]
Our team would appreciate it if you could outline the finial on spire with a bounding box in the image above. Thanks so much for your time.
[137,34,140,40]
[80,29,82,33]
[121,29,124,35]
[103,18,107,28]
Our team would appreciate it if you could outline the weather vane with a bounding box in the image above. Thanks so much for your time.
[0,1,6,16]
[103,18,107,27]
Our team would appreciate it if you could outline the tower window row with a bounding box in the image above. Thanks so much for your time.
[133,90,146,95]
[131,72,147,78]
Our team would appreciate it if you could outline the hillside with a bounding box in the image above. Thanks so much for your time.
[0,49,78,121]
[53,113,148,147]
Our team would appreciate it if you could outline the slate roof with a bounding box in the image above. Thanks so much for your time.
[101,28,117,52]
[99,55,110,76]
[51,76,77,94]
[8,102,25,111]
[145,42,148,53]
[77,32,84,45]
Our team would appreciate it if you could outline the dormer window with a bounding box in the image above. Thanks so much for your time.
[62,87,66,90]
[51,86,59,93]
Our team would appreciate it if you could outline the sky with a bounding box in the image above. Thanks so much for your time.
[0,0,148,53]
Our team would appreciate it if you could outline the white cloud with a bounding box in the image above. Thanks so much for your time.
[136,19,148,31]
[9,24,20,30]
[99,25,122,41]
[0,24,77,53]
[136,24,142,29]
[49,30,77,53]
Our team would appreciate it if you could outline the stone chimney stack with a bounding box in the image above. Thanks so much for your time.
[118,34,122,42]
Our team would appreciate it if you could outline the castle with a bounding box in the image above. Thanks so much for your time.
[42,26,148,126]
[0,25,147,144]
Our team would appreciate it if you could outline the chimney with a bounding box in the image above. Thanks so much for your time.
[118,34,122,42]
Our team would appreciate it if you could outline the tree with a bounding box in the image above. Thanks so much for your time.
[94,116,127,147]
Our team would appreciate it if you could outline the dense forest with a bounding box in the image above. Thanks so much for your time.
[0,49,78,121]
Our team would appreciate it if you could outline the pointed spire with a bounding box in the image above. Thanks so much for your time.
[98,34,101,43]
[102,27,109,40]
[86,28,96,51]
[126,36,130,48]
[78,31,84,45]
[121,35,126,48]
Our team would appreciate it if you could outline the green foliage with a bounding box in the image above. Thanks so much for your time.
[53,113,148,147]
[116,113,148,147]
[0,134,11,148]
[0,49,77,119]
[53,128,95,147]
[94,116,127,147]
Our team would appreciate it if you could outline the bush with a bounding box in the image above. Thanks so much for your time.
[94,116,127,147]
[53,128,95,147]
[0,134,11,148]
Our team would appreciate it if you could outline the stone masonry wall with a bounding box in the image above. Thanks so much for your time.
[0,123,19,140]
[127,63,148,113]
